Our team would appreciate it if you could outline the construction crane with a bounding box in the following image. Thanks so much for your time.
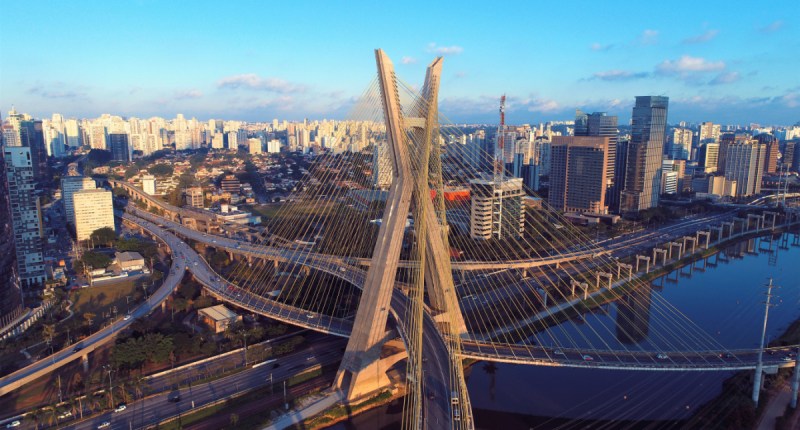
[494,95,506,185]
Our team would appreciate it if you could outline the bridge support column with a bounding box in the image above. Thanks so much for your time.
[653,248,667,266]
[764,211,778,230]
[668,242,682,260]
[791,348,800,409]
[683,236,697,254]
[747,213,762,232]
[582,282,589,300]
[721,221,734,239]
[733,217,746,234]
[635,255,650,273]
[595,272,612,290]
[711,226,724,244]
[82,354,89,372]
[696,231,711,249]
[616,263,632,280]
[570,279,581,297]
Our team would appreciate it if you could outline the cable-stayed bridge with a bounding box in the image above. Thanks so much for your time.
[2,50,799,429]
[106,50,800,429]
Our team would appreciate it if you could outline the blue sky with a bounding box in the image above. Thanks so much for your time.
[1,0,798,125]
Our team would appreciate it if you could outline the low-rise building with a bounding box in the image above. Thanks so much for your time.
[115,251,145,271]
[198,304,241,333]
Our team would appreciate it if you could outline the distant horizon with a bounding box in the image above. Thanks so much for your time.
[2,1,798,126]
[3,105,799,130]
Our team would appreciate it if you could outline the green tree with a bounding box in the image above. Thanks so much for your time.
[83,312,97,327]
[148,163,174,177]
[90,227,117,248]
[76,251,112,272]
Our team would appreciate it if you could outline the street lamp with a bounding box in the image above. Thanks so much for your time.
[102,365,114,407]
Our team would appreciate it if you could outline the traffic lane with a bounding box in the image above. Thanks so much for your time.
[0,259,184,393]
[62,339,346,430]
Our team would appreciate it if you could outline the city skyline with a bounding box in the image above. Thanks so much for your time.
[1,1,798,125]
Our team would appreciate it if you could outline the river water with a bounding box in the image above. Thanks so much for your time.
[329,231,800,429]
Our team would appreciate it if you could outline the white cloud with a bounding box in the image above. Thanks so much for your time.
[590,70,649,81]
[426,43,464,56]
[174,89,203,99]
[682,29,719,44]
[656,55,725,74]
[217,74,306,93]
[401,56,417,64]
[638,29,659,45]
[590,42,613,51]
[708,72,741,85]
[758,20,784,34]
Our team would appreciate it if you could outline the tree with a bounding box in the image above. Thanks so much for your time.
[83,312,97,327]
[42,324,56,342]
[90,227,117,248]
[76,251,112,273]
[148,163,174,177]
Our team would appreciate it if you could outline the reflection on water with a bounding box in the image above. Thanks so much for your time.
[466,231,800,423]
[615,283,652,345]
[330,231,800,428]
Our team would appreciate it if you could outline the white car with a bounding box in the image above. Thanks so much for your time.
[114,404,127,412]
[6,421,21,428]
[123,314,131,321]
[97,422,111,429]
[656,353,669,360]
[57,411,72,419]
[306,313,315,319]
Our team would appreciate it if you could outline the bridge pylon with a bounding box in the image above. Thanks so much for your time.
[335,49,467,403]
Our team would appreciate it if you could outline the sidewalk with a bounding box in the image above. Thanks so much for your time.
[262,390,343,430]
[757,382,792,430]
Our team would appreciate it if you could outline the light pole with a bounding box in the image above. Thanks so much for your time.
[103,365,114,407]
[752,278,776,406]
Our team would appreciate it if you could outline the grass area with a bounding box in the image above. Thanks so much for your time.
[287,366,322,387]
[250,201,343,220]
[70,279,142,318]
[295,390,394,429]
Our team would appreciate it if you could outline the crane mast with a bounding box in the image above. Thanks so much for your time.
[494,95,506,185]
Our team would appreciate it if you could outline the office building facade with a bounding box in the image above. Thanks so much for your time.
[3,146,46,289]
[73,188,115,241]
[469,177,525,240]
[62,176,97,224]
[109,133,131,162]
[549,136,609,213]
[620,96,669,214]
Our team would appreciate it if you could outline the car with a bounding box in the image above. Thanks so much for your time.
[783,356,794,362]
[5,421,21,428]
[306,313,315,319]
[123,314,131,321]
[97,422,110,429]
[57,411,72,419]
[582,355,594,361]
[72,346,82,353]
[656,353,669,360]
[339,267,346,272]
[554,349,565,356]
[114,404,126,412]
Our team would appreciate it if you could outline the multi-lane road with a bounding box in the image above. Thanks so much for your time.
[53,337,347,430]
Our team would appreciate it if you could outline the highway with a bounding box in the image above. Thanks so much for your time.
[53,337,347,430]
[0,222,188,397]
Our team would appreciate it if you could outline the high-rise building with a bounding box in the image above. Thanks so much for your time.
[548,136,610,213]
[620,96,669,214]
[699,143,720,173]
[0,127,23,319]
[109,133,131,162]
[184,187,204,208]
[89,124,107,150]
[226,131,239,151]
[372,143,392,189]
[669,128,693,160]
[723,140,766,197]
[220,174,241,195]
[609,139,629,213]
[267,139,281,154]
[62,176,97,224]
[717,132,749,174]
[469,176,525,240]
[18,120,48,184]
[248,137,262,155]
[73,188,115,241]
[575,111,618,191]
[698,122,721,144]
[3,146,46,289]
[755,134,779,174]
[661,159,687,193]
[65,119,82,148]
[141,175,156,195]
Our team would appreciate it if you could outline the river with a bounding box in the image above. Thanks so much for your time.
[328,231,800,429]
